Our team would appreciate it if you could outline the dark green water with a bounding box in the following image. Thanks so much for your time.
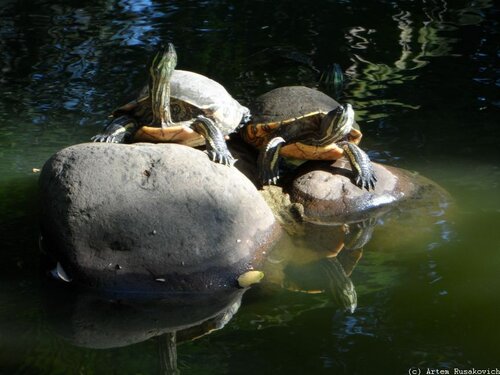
[1,0,499,374]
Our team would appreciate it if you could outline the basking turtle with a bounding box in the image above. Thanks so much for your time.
[92,44,250,165]
[240,86,376,190]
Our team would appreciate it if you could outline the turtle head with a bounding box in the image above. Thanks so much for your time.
[149,43,177,126]
[323,103,355,141]
[150,43,177,79]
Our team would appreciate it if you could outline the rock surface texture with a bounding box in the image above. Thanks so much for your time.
[39,142,280,292]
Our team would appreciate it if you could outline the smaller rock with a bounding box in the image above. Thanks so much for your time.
[287,158,448,224]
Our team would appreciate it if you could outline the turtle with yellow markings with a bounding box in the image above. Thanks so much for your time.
[239,86,376,190]
[92,43,250,166]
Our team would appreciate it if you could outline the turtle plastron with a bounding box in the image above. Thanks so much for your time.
[280,142,344,160]
[133,124,205,147]
[279,127,363,161]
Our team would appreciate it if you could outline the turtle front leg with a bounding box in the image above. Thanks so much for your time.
[338,141,377,190]
[318,257,357,313]
[190,115,235,166]
[258,136,286,185]
[91,115,139,143]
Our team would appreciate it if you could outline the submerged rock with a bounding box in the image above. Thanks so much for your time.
[39,142,280,292]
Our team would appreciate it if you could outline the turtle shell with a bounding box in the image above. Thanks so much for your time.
[119,70,249,136]
[250,86,359,131]
[170,70,249,134]
[242,86,359,149]
[250,86,342,124]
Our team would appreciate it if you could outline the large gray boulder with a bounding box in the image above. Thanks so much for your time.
[39,142,281,293]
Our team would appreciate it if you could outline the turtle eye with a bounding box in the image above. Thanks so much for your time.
[336,105,347,119]
[339,104,355,120]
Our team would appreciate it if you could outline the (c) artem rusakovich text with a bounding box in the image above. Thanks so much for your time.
[426,368,500,375]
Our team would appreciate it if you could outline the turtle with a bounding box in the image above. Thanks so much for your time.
[92,43,250,166]
[239,86,376,190]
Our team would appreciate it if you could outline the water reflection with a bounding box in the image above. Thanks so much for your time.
[44,285,245,374]
[262,181,452,316]
[0,0,495,132]
[263,220,370,313]
[344,0,494,119]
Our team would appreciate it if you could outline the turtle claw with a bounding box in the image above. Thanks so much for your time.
[91,134,108,143]
[259,168,280,186]
[369,177,376,191]
[206,150,235,167]
[353,168,376,191]
[225,155,237,166]
[340,142,377,191]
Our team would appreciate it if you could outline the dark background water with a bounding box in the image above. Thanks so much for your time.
[0,0,499,374]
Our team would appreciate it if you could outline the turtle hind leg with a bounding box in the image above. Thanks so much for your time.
[258,136,286,186]
[91,115,139,144]
[190,115,235,166]
[339,141,377,191]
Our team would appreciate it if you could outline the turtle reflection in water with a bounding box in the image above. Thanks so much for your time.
[240,86,377,190]
[92,43,250,166]
[261,187,376,313]
[280,221,373,314]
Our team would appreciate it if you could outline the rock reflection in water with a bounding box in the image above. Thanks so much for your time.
[262,174,452,314]
[43,286,245,374]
